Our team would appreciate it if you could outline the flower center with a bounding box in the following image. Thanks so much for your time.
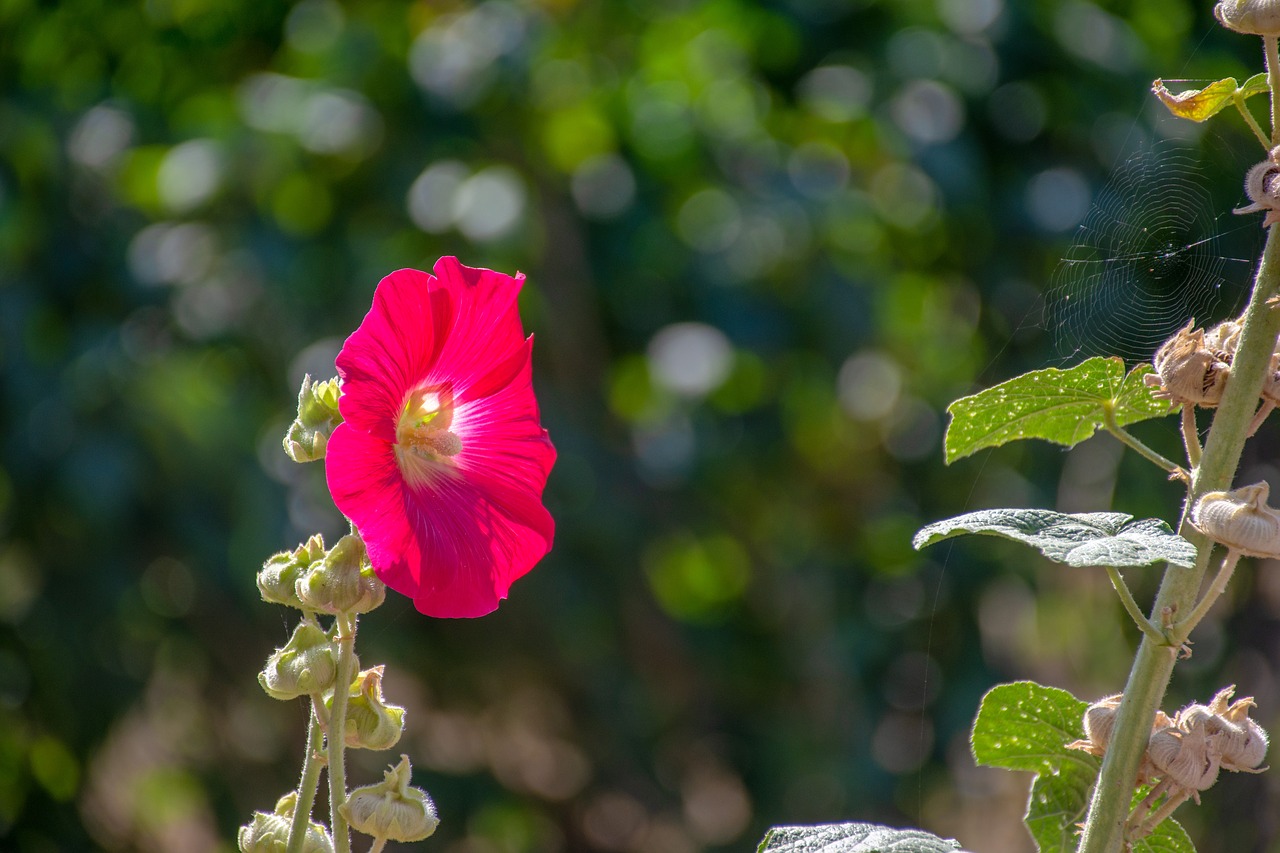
[394,386,461,485]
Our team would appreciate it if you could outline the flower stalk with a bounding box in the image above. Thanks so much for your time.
[286,711,327,853]
[327,614,358,853]
[1078,211,1280,852]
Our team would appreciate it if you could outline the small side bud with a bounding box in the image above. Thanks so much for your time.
[296,534,386,615]
[1216,0,1280,36]
[340,755,439,844]
[238,792,334,853]
[284,375,343,463]
[259,618,339,701]
[258,534,328,609]
[326,665,406,750]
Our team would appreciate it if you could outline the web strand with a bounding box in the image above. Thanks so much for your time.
[1047,141,1256,364]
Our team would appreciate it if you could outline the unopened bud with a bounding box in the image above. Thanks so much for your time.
[1216,0,1280,36]
[340,755,439,843]
[284,375,343,463]
[259,534,328,609]
[238,792,334,853]
[259,618,339,701]
[296,534,386,615]
[326,665,405,750]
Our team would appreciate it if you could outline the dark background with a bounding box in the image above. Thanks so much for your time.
[3,0,1280,851]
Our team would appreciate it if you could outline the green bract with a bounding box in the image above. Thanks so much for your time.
[943,358,1169,464]
[912,509,1196,569]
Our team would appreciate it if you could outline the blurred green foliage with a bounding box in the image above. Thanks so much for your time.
[3,0,1280,851]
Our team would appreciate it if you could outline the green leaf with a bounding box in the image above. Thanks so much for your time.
[972,682,1096,853]
[1152,77,1239,122]
[1135,812,1196,853]
[911,509,1196,569]
[971,683,1195,853]
[943,357,1169,464]
[1239,72,1270,100]
[757,823,965,853]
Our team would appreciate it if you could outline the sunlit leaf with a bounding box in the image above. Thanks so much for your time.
[972,681,1096,853]
[971,683,1194,853]
[912,509,1195,568]
[944,357,1169,464]
[1152,77,1239,122]
[757,823,964,853]
[1239,72,1270,100]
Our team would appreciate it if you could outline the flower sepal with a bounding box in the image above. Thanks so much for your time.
[296,533,386,615]
[325,664,405,750]
[238,791,335,853]
[340,754,439,843]
[284,374,343,463]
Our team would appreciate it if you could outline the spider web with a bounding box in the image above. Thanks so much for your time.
[1047,139,1257,364]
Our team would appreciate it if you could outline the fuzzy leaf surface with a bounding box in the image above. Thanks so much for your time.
[1152,77,1239,121]
[943,358,1169,464]
[911,510,1196,569]
[1239,72,1270,100]
[757,823,964,853]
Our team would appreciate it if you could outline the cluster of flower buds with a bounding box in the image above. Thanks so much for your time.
[1069,687,1268,838]
[241,529,430,851]
[284,374,343,463]
[1190,481,1280,558]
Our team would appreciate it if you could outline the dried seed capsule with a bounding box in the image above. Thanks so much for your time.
[1190,482,1280,558]
[1148,726,1222,793]
[1218,0,1280,38]
[1143,321,1231,407]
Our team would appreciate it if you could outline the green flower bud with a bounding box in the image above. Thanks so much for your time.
[325,665,405,750]
[284,375,343,463]
[238,792,334,853]
[258,534,327,609]
[258,617,338,701]
[295,534,386,615]
[340,755,439,843]
[1216,0,1280,35]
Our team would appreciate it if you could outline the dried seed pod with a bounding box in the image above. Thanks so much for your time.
[1204,318,1243,362]
[1147,726,1222,794]
[1190,481,1280,558]
[1236,158,1280,227]
[1217,0,1280,35]
[1143,321,1231,406]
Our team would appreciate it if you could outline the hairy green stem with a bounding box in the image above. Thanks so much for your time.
[1179,405,1201,468]
[328,613,357,853]
[1235,96,1271,149]
[1104,566,1166,644]
[1078,223,1280,852]
[1268,35,1280,147]
[286,708,326,853]
[1170,549,1241,645]
[1103,420,1182,477]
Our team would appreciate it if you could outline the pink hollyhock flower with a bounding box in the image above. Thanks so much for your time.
[325,257,556,618]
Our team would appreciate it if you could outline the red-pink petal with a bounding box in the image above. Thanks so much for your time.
[426,257,528,389]
[336,269,440,440]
